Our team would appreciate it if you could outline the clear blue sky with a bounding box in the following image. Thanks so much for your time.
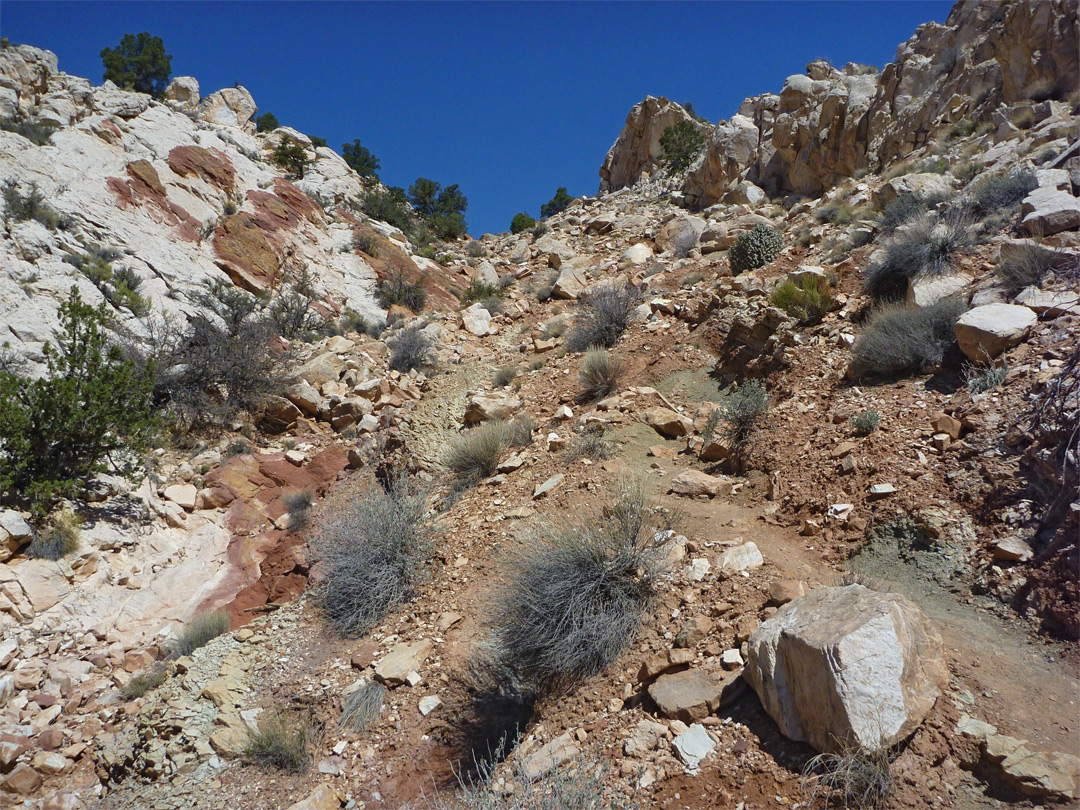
[2,1,952,236]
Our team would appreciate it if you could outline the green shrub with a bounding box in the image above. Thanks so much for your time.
[269,266,324,339]
[121,667,168,700]
[0,289,156,512]
[770,276,831,324]
[863,215,973,303]
[849,299,967,379]
[531,221,550,238]
[510,212,536,234]
[2,180,65,229]
[255,112,279,132]
[100,32,171,97]
[722,379,770,447]
[151,282,287,430]
[387,326,436,373]
[408,178,469,239]
[315,475,434,637]
[964,360,1007,393]
[659,120,706,174]
[565,286,639,352]
[814,201,868,225]
[728,223,783,275]
[245,712,309,773]
[271,136,309,178]
[954,161,983,186]
[376,267,427,312]
[341,139,380,180]
[459,280,499,306]
[352,232,379,257]
[0,117,57,146]
[541,187,573,218]
[490,480,661,691]
[578,348,622,402]
[966,169,1037,218]
[27,509,82,560]
[339,681,385,731]
[466,240,486,258]
[849,410,882,436]
[444,421,509,485]
[169,611,230,657]
[361,186,415,233]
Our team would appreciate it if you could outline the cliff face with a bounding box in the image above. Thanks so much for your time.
[600,0,1079,205]
[0,45,432,368]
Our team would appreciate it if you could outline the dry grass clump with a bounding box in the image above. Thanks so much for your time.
[995,243,1058,294]
[121,666,168,700]
[314,475,434,637]
[387,325,437,373]
[444,421,510,486]
[506,414,535,449]
[802,744,894,810]
[849,298,966,379]
[864,214,974,303]
[245,712,310,773]
[492,365,517,388]
[339,681,386,731]
[565,286,639,352]
[27,509,82,560]
[169,611,230,658]
[282,488,314,532]
[578,348,622,402]
[489,480,662,692]
[432,757,635,810]
[564,425,617,463]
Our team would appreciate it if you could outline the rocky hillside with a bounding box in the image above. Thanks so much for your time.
[0,1,1078,809]
[600,0,1077,204]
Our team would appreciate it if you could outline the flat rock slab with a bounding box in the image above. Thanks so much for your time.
[1021,186,1080,236]
[374,640,433,687]
[673,723,716,769]
[718,541,763,574]
[533,474,564,499]
[955,303,1037,362]
[164,483,197,511]
[669,470,733,498]
[649,668,728,723]
[522,731,579,780]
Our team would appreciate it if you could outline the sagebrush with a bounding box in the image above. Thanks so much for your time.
[490,480,662,691]
[565,286,638,352]
[444,421,509,485]
[849,299,966,379]
[314,475,434,637]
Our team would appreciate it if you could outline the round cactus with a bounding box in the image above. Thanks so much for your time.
[729,223,784,275]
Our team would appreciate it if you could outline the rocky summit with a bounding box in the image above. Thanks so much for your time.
[0,2,1078,809]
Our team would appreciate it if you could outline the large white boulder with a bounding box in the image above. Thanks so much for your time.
[955,303,1036,362]
[164,76,200,111]
[745,584,947,753]
[198,86,257,130]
